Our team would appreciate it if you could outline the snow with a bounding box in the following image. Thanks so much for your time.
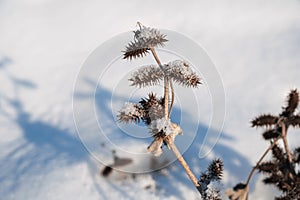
[1,0,300,199]
[119,102,141,119]
[150,118,173,136]
[134,25,166,47]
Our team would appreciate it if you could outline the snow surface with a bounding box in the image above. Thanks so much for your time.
[1,0,300,199]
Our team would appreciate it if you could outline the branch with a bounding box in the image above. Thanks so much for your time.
[164,135,202,194]
[168,79,174,118]
[245,137,281,186]
[280,122,293,164]
[150,47,169,119]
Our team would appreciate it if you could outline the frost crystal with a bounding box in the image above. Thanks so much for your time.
[121,103,139,115]
[134,25,168,48]
[123,24,167,60]
[129,65,164,87]
[118,102,143,123]
[150,118,173,136]
[147,119,182,156]
[165,60,201,87]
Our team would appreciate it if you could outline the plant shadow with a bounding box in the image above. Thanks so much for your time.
[77,79,254,199]
[0,72,110,199]
[0,70,254,199]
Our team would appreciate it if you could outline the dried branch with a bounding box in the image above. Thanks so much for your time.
[280,122,293,164]
[168,79,174,118]
[164,135,202,193]
[228,89,300,200]
[245,137,280,187]
[119,23,208,197]
[147,137,164,156]
[149,47,169,119]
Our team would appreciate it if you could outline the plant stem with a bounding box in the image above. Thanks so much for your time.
[163,76,169,119]
[281,122,293,164]
[150,47,169,119]
[245,137,280,186]
[164,135,202,194]
[150,47,199,194]
[168,80,174,118]
[150,47,162,67]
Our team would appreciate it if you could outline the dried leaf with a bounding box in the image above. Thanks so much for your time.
[251,114,279,127]
[139,93,164,125]
[123,41,150,60]
[123,24,167,60]
[198,159,224,200]
[281,89,299,117]
[208,158,224,181]
[272,144,285,162]
[293,147,300,163]
[129,65,163,87]
[165,60,201,87]
[262,129,280,140]
[288,115,300,127]
[263,174,282,185]
[133,25,168,48]
[258,161,278,173]
[118,102,144,123]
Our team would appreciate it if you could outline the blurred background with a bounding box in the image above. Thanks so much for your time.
[1,0,300,199]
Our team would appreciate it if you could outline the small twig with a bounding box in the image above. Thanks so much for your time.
[245,137,281,186]
[164,135,202,194]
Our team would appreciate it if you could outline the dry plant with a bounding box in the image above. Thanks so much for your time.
[118,22,223,199]
[226,89,300,200]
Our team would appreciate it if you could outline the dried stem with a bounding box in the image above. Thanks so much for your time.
[281,122,293,164]
[245,137,280,186]
[168,79,174,118]
[150,47,169,119]
[164,135,202,194]
[150,46,200,195]
[150,47,162,68]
